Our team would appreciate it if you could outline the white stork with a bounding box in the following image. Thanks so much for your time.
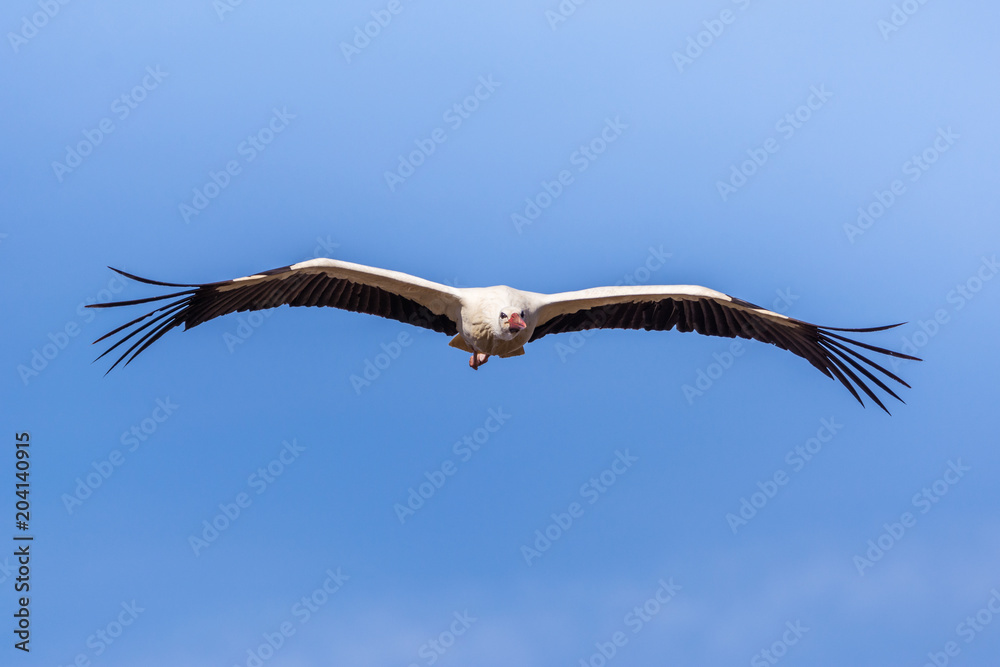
[89,258,919,412]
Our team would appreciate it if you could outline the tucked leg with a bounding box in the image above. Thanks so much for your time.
[468,352,489,370]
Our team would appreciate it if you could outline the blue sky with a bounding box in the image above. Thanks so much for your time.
[2,1,999,665]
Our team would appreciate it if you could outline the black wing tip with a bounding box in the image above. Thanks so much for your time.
[88,266,202,311]
[108,266,195,287]
[818,325,922,362]
[823,324,921,362]
[87,288,198,311]
[820,321,907,333]
[86,268,199,310]
[854,392,907,416]
[811,322,921,414]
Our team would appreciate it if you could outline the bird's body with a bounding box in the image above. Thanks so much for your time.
[450,286,533,363]
[89,257,919,412]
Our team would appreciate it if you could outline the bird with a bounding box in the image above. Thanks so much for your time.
[88,257,919,412]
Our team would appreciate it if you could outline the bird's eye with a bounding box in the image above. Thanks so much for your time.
[500,312,507,319]
[520,311,525,318]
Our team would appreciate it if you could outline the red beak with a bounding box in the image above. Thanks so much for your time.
[509,312,526,332]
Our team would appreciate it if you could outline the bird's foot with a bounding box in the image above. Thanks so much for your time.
[468,353,489,370]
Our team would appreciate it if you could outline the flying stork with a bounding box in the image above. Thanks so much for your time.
[88,258,919,412]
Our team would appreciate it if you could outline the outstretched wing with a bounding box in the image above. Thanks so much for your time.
[530,285,920,413]
[89,258,463,372]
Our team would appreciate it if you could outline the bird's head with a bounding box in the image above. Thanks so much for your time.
[499,308,527,339]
